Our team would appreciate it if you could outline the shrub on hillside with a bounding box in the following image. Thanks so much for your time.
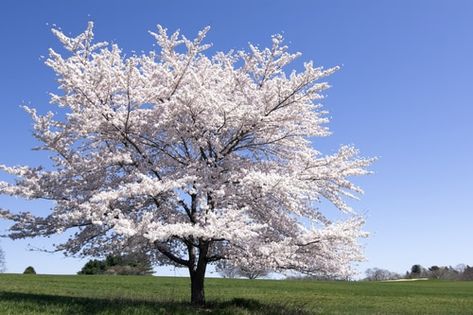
[78,253,153,275]
[23,266,36,274]
[78,259,107,275]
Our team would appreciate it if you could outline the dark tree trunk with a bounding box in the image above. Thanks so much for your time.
[190,268,206,306]
[189,241,209,306]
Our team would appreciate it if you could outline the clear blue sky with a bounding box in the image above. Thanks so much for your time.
[0,0,472,277]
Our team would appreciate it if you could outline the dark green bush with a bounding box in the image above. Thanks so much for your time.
[78,254,153,275]
[23,266,36,274]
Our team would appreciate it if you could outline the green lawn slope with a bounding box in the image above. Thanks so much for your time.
[0,274,472,314]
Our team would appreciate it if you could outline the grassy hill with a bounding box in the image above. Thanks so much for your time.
[0,274,472,314]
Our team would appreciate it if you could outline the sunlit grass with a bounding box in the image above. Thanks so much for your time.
[0,274,472,314]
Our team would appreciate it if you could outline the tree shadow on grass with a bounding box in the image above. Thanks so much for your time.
[0,291,311,314]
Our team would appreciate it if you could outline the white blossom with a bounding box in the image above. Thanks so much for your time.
[0,23,374,283]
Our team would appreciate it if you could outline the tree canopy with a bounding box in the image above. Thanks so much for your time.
[0,22,372,304]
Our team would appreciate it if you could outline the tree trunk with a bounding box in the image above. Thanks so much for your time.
[189,241,209,306]
[190,269,206,306]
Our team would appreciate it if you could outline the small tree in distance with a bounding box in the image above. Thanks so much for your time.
[237,266,269,280]
[409,264,424,278]
[215,260,239,279]
[0,246,5,273]
[0,23,373,305]
[216,260,268,279]
[462,266,473,280]
[23,266,36,274]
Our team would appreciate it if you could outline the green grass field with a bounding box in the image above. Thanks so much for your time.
[0,274,472,314]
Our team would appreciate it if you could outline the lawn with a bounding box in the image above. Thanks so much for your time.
[0,274,472,314]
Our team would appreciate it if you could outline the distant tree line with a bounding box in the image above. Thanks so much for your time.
[78,253,153,276]
[364,264,473,281]
[364,268,402,281]
[405,264,473,280]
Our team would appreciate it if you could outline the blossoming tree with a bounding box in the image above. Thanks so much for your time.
[0,23,372,305]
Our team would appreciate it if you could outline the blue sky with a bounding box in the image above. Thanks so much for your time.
[0,0,472,277]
